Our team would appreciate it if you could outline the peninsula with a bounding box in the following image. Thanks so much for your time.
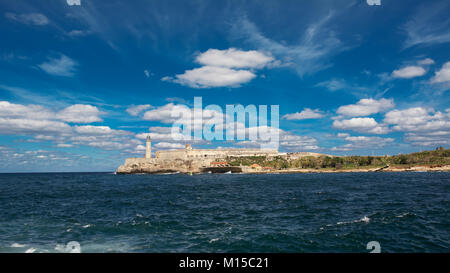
[116,136,450,174]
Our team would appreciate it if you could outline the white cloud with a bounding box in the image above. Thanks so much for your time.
[142,103,225,136]
[73,125,129,136]
[0,118,72,135]
[0,101,147,154]
[431,61,450,83]
[142,103,185,123]
[68,126,138,151]
[337,98,395,117]
[153,142,185,149]
[57,143,73,148]
[418,58,435,65]
[148,126,176,134]
[384,107,430,127]
[38,55,78,77]
[67,0,81,6]
[195,48,274,69]
[333,118,389,134]
[5,13,49,26]
[140,103,318,151]
[164,65,256,88]
[315,79,347,92]
[384,107,450,146]
[0,101,72,135]
[67,30,91,38]
[384,107,450,132]
[162,48,274,88]
[0,101,53,120]
[392,66,426,79]
[282,108,324,120]
[234,128,318,151]
[279,131,319,151]
[0,101,103,124]
[404,130,450,147]
[332,134,394,151]
[57,104,102,123]
[126,104,152,116]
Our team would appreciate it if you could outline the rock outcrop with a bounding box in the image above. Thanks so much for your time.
[116,157,214,174]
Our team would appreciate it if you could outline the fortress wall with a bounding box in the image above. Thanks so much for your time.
[224,149,279,157]
[284,152,332,160]
[156,150,187,159]
[124,158,156,165]
[186,150,228,159]
[155,148,279,160]
[119,148,280,174]
[149,147,279,161]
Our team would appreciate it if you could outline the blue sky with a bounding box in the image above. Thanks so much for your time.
[0,0,449,172]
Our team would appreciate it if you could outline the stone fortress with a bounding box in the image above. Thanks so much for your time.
[116,136,281,174]
[117,137,450,174]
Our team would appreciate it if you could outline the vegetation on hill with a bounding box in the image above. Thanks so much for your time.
[227,147,450,170]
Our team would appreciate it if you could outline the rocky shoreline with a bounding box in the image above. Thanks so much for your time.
[116,164,450,174]
[242,165,450,174]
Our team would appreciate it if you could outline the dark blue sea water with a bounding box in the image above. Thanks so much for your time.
[0,172,449,253]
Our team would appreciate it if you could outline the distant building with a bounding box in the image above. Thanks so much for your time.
[153,143,278,160]
[118,140,279,174]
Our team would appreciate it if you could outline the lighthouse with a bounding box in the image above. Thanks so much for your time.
[145,135,152,158]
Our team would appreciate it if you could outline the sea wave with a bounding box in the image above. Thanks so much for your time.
[396,212,415,218]
[337,216,370,225]
[10,243,26,248]
[25,248,36,253]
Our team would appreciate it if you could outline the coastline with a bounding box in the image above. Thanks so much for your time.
[242,165,450,174]
[116,147,450,175]
[116,164,450,174]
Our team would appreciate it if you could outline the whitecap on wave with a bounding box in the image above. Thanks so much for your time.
[209,238,219,243]
[11,243,26,248]
[25,248,36,253]
[396,212,414,218]
[337,216,370,225]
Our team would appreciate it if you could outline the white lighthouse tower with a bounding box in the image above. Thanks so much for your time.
[145,135,152,158]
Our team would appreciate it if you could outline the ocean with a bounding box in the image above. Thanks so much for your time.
[0,172,448,253]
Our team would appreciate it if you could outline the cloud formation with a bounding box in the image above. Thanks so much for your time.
[126,104,152,116]
[0,101,124,149]
[337,98,395,117]
[5,13,49,26]
[332,134,394,151]
[57,104,102,123]
[384,107,450,146]
[333,117,389,134]
[38,55,78,77]
[403,1,450,48]
[231,15,347,76]
[195,48,274,69]
[418,58,435,65]
[282,108,324,120]
[392,66,426,79]
[163,66,256,88]
[162,48,273,88]
[431,61,450,83]
[67,0,81,6]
